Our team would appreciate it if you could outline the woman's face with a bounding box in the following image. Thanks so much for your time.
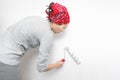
[50,23,68,33]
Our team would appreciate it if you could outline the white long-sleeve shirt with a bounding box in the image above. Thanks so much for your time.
[0,16,54,72]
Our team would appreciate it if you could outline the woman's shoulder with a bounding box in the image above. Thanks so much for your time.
[22,16,47,21]
[18,16,49,25]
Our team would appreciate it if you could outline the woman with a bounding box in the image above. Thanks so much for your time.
[0,2,70,80]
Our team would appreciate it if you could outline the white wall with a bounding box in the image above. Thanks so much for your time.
[0,0,120,80]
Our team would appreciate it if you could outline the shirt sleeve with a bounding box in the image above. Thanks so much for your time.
[36,34,53,72]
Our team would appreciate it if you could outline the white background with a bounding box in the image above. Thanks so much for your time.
[0,0,120,80]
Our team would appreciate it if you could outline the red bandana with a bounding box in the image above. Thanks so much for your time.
[46,3,70,24]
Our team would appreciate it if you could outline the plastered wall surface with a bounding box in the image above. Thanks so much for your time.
[0,0,120,80]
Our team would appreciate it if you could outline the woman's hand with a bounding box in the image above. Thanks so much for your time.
[45,59,65,71]
[55,59,65,68]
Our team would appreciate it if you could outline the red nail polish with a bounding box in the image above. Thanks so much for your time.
[61,59,65,62]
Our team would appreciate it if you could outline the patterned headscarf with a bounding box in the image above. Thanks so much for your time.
[46,2,70,24]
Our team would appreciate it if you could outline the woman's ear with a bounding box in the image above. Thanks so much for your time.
[50,22,55,29]
[50,22,53,29]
